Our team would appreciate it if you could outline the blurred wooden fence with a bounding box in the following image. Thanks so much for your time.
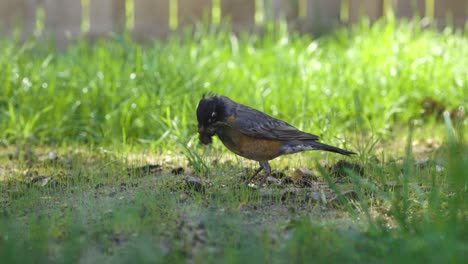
[0,0,467,48]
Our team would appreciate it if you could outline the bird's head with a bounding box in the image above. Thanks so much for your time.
[196,94,225,145]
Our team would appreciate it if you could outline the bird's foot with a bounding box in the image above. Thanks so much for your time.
[256,161,271,187]
[244,167,263,184]
[257,174,269,187]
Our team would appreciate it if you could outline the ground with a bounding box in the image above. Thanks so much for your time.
[0,19,467,263]
[1,124,466,262]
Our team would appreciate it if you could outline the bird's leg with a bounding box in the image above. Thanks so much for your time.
[258,161,271,186]
[245,166,263,183]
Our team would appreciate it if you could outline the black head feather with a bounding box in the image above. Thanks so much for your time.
[196,95,225,128]
[196,95,226,144]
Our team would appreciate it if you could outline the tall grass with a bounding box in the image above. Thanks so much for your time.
[0,19,467,263]
[0,125,465,263]
[1,20,466,149]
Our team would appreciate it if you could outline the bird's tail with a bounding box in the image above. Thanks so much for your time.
[281,140,356,156]
[308,141,356,156]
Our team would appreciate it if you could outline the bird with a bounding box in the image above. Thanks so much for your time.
[196,95,355,185]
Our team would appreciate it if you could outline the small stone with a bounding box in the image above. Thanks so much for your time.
[281,187,299,201]
[171,167,185,175]
[266,176,281,185]
[43,152,58,162]
[185,176,204,193]
[30,176,55,188]
[271,171,286,179]
[127,164,162,177]
[328,190,358,207]
[414,158,431,169]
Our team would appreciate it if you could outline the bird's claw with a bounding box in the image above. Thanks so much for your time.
[257,175,268,187]
[244,166,264,184]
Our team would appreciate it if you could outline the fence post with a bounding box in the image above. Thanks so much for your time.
[0,0,23,34]
[22,0,39,39]
[44,0,82,49]
[178,0,212,28]
[393,0,425,18]
[305,0,341,35]
[348,0,384,24]
[0,0,40,39]
[434,0,467,29]
[89,0,126,39]
[269,0,299,22]
[220,0,255,31]
[134,0,169,40]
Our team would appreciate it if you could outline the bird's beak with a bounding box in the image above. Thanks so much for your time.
[198,126,214,145]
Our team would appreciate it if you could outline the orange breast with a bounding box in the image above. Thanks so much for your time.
[216,118,282,161]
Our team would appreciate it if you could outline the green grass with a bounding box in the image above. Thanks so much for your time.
[0,18,467,263]
[1,18,466,148]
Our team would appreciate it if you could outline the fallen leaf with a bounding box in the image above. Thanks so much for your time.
[292,167,317,186]
[328,160,364,178]
[292,168,311,181]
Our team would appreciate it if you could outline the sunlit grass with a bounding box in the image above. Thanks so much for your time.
[0,19,467,263]
[1,19,466,150]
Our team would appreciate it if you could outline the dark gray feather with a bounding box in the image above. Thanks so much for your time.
[227,100,319,141]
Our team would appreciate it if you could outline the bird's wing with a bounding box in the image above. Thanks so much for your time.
[231,104,319,141]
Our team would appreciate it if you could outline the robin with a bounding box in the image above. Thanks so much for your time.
[196,95,355,184]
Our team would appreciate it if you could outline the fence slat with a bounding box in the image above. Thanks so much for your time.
[270,0,299,21]
[434,0,467,29]
[220,0,255,29]
[44,0,82,49]
[0,0,39,39]
[89,0,126,38]
[134,0,169,40]
[394,0,425,18]
[0,0,25,34]
[23,0,39,38]
[3,0,467,43]
[348,0,383,23]
[178,0,212,27]
[305,0,341,34]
